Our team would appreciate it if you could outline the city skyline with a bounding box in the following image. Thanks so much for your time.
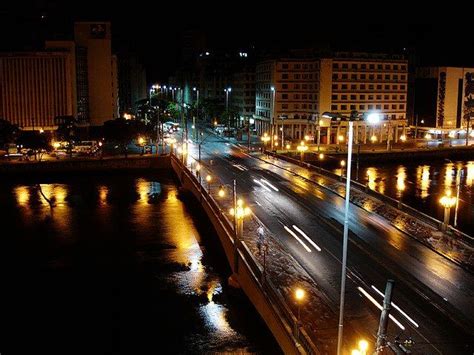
[2,2,474,82]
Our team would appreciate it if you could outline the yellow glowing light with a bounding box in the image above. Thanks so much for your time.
[196,163,201,171]
[286,144,291,149]
[449,131,456,138]
[274,135,278,140]
[397,166,406,192]
[295,288,305,301]
[304,135,310,141]
[425,133,432,140]
[359,339,369,352]
[52,141,61,149]
[206,175,212,182]
[338,135,345,142]
[399,134,407,142]
[138,137,145,145]
[370,135,377,143]
[440,190,456,208]
[351,350,361,355]
[275,142,279,147]
[214,120,218,126]
[218,186,225,197]
[319,153,324,160]
[340,160,346,167]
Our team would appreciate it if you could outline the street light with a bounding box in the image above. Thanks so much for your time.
[322,111,381,355]
[224,87,232,129]
[270,86,276,149]
[229,196,251,272]
[351,339,369,355]
[440,190,456,231]
[297,141,308,162]
[206,174,212,193]
[193,87,200,141]
[294,288,305,339]
[261,132,270,152]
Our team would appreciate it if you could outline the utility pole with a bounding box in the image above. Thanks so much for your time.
[376,279,395,354]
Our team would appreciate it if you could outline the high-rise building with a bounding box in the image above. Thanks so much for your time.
[254,52,409,145]
[118,54,147,116]
[74,22,118,125]
[0,51,76,129]
[0,22,121,129]
[415,67,474,129]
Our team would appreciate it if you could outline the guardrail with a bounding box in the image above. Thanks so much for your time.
[170,153,318,354]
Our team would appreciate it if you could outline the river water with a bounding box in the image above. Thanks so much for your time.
[328,159,474,235]
[0,173,280,354]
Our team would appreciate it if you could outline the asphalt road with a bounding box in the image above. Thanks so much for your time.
[185,133,474,354]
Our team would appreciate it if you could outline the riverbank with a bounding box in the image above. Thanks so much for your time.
[0,155,171,175]
[300,145,474,163]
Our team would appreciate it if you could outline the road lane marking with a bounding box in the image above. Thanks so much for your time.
[357,287,405,330]
[284,226,312,253]
[371,285,419,328]
[292,225,321,252]
[253,179,272,192]
[260,179,279,192]
[233,164,246,171]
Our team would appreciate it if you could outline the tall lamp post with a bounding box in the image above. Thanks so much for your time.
[440,191,456,231]
[261,132,270,153]
[270,86,276,150]
[294,288,305,339]
[323,111,381,355]
[230,196,251,273]
[193,87,199,141]
[224,87,232,130]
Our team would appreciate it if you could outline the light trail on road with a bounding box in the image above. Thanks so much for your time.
[284,225,312,252]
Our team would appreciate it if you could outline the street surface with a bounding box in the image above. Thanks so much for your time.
[185,130,474,354]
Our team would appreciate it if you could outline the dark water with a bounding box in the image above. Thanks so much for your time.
[0,173,280,354]
[327,160,474,235]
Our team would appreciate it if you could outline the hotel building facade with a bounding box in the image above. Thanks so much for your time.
[0,22,119,130]
[254,52,409,145]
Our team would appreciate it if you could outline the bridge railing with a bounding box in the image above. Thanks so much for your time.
[171,152,319,354]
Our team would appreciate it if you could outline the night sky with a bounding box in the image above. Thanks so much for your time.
[1,1,473,83]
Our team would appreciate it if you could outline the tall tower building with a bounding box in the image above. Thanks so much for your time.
[74,22,118,125]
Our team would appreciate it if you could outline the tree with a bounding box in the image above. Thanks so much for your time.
[0,119,18,146]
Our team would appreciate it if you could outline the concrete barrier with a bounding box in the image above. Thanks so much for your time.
[170,155,317,355]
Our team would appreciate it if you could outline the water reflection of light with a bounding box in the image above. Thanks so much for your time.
[15,186,30,205]
[444,163,454,189]
[200,301,234,335]
[467,162,474,187]
[54,185,67,204]
[136,179,150,203]
[98,185,108,204]
[417,165,431,199]
[367,167,377,191]
[396,166,406,198]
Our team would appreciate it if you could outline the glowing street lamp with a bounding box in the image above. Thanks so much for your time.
[229,196,251,272]
[440,190,456,231]
[297,141,308,162]
[285,143,291,150]
[293,288,306,339]
[370,135,378,143]
[351,339,369,355]
[399,134,407,142]
[206,174,212,193]
[261,132,271,152]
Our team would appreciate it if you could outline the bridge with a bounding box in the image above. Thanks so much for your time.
[170,132,474,354]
